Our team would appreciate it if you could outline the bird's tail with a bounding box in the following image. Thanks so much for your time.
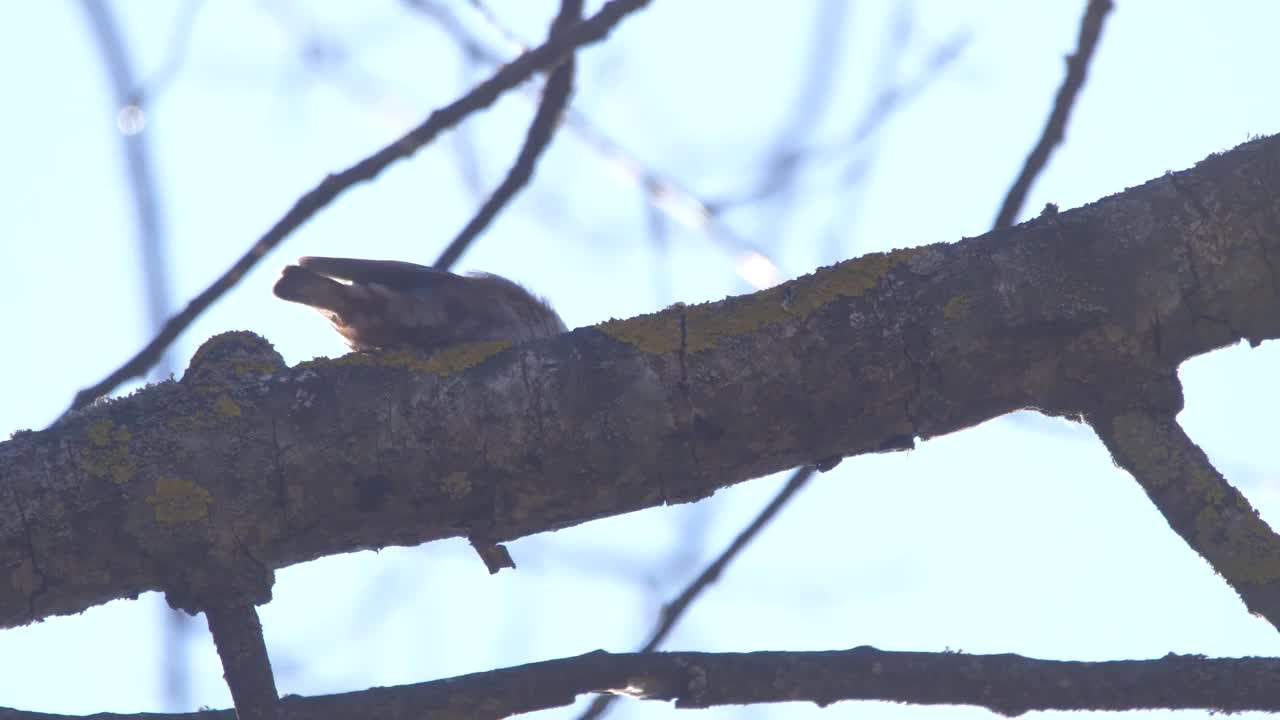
[272,265,350,314]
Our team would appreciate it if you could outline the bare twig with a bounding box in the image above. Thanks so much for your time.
[577,467,816,720]
[66,0,654,414]
[76,0,175,378]
[718,25,970,209]
[134,0,205,108]
[408,0,782,289]
[643,468,815,651]
[818,18,969,260]
[76,4,201,705]
[721,2,852,211]
[992,0,1112,229]
[839,31,970,178]
[433,0,582,270]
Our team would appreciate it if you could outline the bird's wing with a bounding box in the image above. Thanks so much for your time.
[298,256,460,290]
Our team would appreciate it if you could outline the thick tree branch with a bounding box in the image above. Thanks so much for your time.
[4,648,1280,718]
[3,135,1278,632]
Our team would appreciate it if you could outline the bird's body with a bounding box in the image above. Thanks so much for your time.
[273,256,565,352]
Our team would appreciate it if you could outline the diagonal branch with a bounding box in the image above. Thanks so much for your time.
[1093,410,1280,626]
[67,0,654,414]
[76,0,175,377]
[577,466,815,720]
[7,135,1277,631]
[407,0,784,289]
[993,0,1113,229]
[433,0,583,270]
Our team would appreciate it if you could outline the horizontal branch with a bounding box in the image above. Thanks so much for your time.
[4,647,1279,717]
[2,135,1278,628]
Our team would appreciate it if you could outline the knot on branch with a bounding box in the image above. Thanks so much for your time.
[163,546,276,615]
[184,331,287,386]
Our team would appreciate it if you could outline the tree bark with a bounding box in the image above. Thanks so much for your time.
[2,135,1278,630]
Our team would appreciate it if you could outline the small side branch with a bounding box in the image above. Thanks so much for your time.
[1093,410,1280,630]
[205,603,279,720]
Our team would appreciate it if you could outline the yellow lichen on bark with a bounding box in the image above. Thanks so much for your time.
[598,248,922,354]
[82,418,136,484]
[147,476,213,524]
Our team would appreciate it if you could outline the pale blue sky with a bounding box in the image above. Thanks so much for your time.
[2,2,1278,718]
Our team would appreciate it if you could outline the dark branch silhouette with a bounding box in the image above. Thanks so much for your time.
[993,0,1113,228]
[67,0,654,414]
[5,648,1278,718]
[578,466,816,720]
[433,0,582,270]
[406,0,783,289]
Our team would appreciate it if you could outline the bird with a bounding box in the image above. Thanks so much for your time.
[272,256,566,352]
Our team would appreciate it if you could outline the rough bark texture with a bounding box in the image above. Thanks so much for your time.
[2,135,1278,630]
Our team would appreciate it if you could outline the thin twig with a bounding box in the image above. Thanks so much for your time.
[433,0,582,270]
[992,0,1112,229]
[819,20,970,260]
[66,0,653,414]
[576,466,816,720]
[717,26,969,209]
[76,0,175,378]
[722,1,851,211]
[409,0,782,289]
[134,0,205,107]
